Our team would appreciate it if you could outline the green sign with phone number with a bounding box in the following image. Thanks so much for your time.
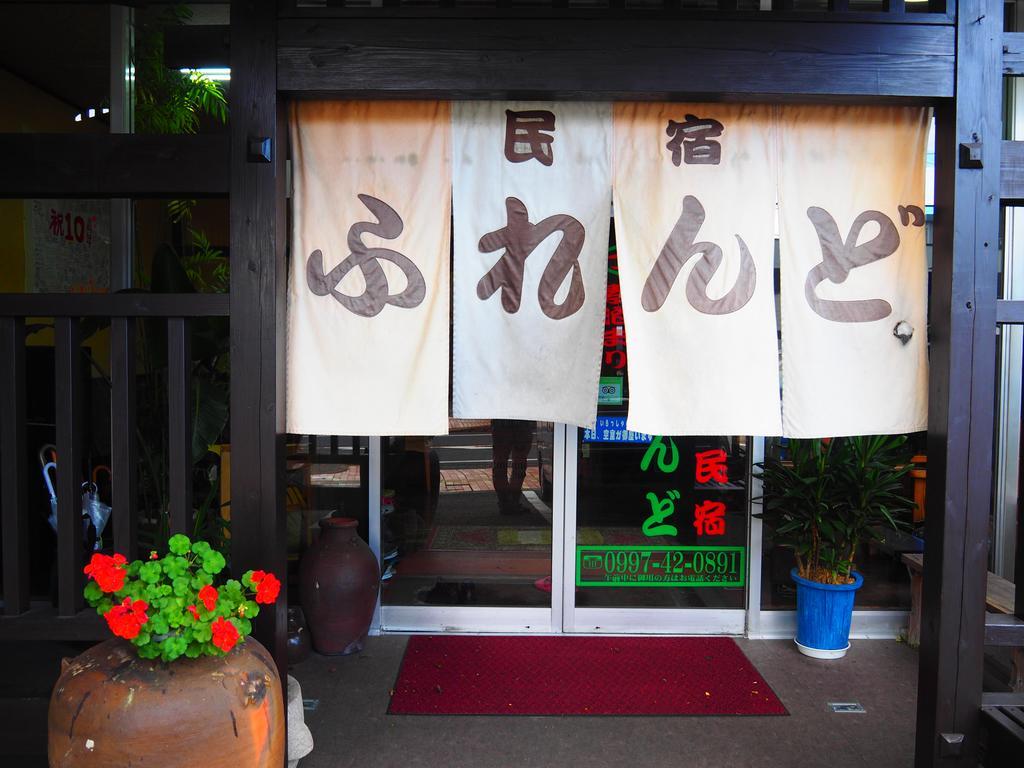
[576,545,746,588]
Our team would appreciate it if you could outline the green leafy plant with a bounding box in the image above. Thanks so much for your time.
[134,3,230,273]
[134,6,227,137]
[83,535,280,662]
[754,436,915,585]
[69,243,231,552]
[134,246,231,551]
[179,228,229,293]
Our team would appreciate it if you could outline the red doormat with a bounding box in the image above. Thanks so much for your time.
[388,635,787,716]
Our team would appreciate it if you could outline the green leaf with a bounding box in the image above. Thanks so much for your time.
[166,604,186,627]
[201,550,226,575]
[191,540,212,557]
[138,643,160,660]
[162,555,189,578]
[222,579,243,601]
[192,378,229,463]
[149,614,170,635]
[168,534,192,556]
[84,581,103,603]
[161,635,189,661]
[139,562,162,584]
[193,623,212,643]
[172,576,191,597]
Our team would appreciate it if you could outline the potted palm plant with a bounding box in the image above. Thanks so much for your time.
[755,435,915,659]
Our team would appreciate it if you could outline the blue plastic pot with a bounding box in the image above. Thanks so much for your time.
[791,567,864,659]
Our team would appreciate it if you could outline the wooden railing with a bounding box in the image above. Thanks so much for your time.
[0,134,230,637]
[0,295,230,631]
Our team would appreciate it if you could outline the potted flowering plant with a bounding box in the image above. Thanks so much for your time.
[48,535,286,768]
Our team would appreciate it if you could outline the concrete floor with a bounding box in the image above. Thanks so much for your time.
[292,636,920,768]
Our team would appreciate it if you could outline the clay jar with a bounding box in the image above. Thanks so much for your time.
[299,517,379,655]
[287,606,312,666]
[48,637,285,767]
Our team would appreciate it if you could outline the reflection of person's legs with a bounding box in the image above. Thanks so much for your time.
[508,428,534,499]
[491,420,514,512]
[502,422,535,514]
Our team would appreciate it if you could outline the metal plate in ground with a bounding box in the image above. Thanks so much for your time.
[828,702,866,713]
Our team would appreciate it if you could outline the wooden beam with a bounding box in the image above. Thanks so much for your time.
[0,318,29,616]
[1001,140,1024,201]
[982,692,1024,707]
[984,613,1024,645]
[279,5,954,23]
[996,299,1024,324]
[915,1,1003,765]
[231,0,288,680]
[167,318,193,537]
[0,293,229,318]
[0,604,106,642]
[278,18,954,99]
[55,318,85,617]
[163,24,230,70]
[0,134,229,199]
[1004,31,1024,75]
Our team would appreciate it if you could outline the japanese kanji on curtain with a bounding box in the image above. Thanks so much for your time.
[452,102,612,428]
[286,101,452,436]
[778,106,929,437]
[613,103,783,436]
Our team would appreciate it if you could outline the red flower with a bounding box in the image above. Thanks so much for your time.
[211,617,240,652]
[103,597,149,640]
[187,605,200,621]
[198,584,218,612]
[253,573,281,605]
[84,553,128,593]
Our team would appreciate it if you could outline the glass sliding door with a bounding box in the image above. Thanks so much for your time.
[374,420,750,635]
[561,424,749,634]
[378,419,563,633]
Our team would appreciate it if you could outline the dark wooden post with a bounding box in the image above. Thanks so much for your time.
[167,317,193,536]
[55,317,85,616]
[1,317,29,615]
[915,0,1004,764]
[110,317,138,560]
[230,0,288,680]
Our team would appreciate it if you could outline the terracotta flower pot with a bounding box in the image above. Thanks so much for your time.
[48,636,285,767]
[299,517,380,655]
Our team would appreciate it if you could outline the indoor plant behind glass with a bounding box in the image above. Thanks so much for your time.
[47,535,285,767]
[755,435,915,659]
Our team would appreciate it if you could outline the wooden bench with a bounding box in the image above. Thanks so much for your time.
[903,553,1022,691]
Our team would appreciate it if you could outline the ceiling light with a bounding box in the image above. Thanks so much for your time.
[180,67,231,82]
